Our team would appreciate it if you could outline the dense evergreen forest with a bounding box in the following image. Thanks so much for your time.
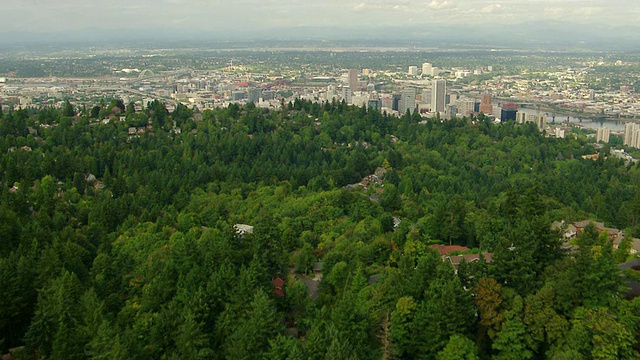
[0,98,639,359]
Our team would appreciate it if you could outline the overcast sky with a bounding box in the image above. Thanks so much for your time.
[3,0,639,38]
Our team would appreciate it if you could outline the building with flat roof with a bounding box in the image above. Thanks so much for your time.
[368,99,382,112]
[479,92,492,114]
[596,127,610,143]
[516,112,546,131]
[348,69,358,92]
[625,123,640,148]
[422,62,432,76]
[456,98,476,116]
[431,79,446,114]
[341,87,352,104]
[399,88,416,115]
[501,108,517,121]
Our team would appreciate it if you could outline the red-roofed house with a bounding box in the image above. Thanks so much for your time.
[432,244,470,256]
[272,278,285,297]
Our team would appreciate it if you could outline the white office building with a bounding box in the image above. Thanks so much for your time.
[431,79,446,114]
[516,112,546,131]
[596,127,610,143]
[422,62,432,76]
[624,122,640,148]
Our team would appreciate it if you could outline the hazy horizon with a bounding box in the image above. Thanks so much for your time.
[3,1,640,51]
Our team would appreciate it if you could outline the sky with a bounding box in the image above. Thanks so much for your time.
[3,0,640,45]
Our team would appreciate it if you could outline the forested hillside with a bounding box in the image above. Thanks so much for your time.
[0,99,639,359]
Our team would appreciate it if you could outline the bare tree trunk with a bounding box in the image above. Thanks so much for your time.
[378,311,393,360]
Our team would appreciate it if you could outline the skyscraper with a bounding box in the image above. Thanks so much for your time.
[399,88,416,115]
[596,128,610,143]
[431,79,446,114]
[624,122,640,148]
[456,99,476,116]
[408,66,418,76]
[422,62,432,76]
[341,87,352,104]
[479,92,492,114]
[348,69,358,92]
[247,87,262,103]
[368,99,382,112]
[500,102,518,121]
[391,94,401,111]
[516,113,546,131]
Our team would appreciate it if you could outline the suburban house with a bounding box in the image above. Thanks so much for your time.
[446,253,493,272]
[432,244,470,256]
[233,224,254,237]
[554,220,640,254]
[272,277,285,297]
[572,220,623,243]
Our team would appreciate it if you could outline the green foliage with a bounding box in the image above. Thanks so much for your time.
[0,98,638,358]
[437,334,480,360]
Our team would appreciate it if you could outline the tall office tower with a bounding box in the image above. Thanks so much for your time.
[516,113,546,131]
[341,87,352,104]
[247,87,262,103]
[422,62,432,76]
[500,102,518,121]
[501,108,517,121]
[596,127,611,143]
[624,122,640,148]
[479,92,493,114]
[392,94,401,111]
[348,69,359,92]
[625,123,634,146]
[536,115,547,131]
[456,99,476,116]
[446,104,458,118]
[368,99,382,112]
[421,89,432,105]
[431,79,446,113]
[408,66,418,76]
[399,88,416,115]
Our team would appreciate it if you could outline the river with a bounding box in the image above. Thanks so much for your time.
[516,108,627,132]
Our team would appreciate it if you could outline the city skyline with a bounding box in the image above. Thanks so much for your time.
[2,1,640,48]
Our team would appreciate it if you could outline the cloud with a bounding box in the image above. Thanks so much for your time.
[429,0,453,10]
[1,0,638,39]
[480,4,504,13]
[353,2,366,11]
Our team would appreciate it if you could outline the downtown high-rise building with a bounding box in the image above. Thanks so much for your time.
[479,92,492,114]
[431,79,446,114]
[516,112,546,131]
[399,88,416,115]
[247,87,262,103]
[456,98,476,117]
[596,127,610,143]
[624,122,640,148]
[422,62,432,76]
[341,86,353,104]
[348,69,359,92]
